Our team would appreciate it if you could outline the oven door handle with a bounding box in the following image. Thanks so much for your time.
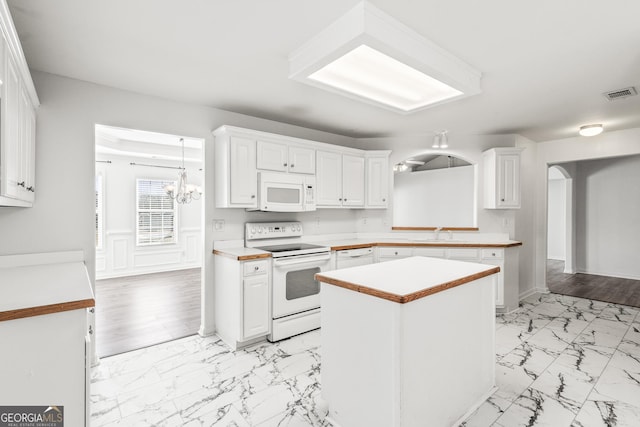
[272,253,331,266]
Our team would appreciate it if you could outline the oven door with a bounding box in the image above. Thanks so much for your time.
[272,252,332,319]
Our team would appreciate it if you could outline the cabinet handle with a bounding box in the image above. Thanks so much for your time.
[17,181,25,188]
[251,195,256,199]
[290,164,295,168]
[339,198,342,201]
[27,186,34,192]
[344,198,347,202]
[283,163,288,167]
[382,198,386,202]
[394,251,398,255]
[492,252,496,256]
[254,266,259,271]
[501,198,505,202]
[89,325,93,335]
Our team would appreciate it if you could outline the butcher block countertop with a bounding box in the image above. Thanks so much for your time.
[212,247,271,261]
[213,238,522,259]
[0,252,95,322]
[315,256,500,304]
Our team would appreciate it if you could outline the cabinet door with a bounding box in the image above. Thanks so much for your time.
[257,140,288,172]
[230,136,257,207]
[365,155,389,208]
[288,146,315,174]
[342,154,365,207]
[1,54,21,200]
[497,153,521,208]
[316,151,342,207]
[243,275,269,339]
[482,259,504,306]
[19,84,35,202]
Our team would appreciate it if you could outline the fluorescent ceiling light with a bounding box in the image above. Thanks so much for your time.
[308,45,463,112]
[579,124,603,137]
[289,1,481,113]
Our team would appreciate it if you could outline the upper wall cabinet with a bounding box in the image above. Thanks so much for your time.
[213,125,391,210]
[316,151,365,208]
[257,140,315,174]
[365,151,391,209]
[0,2,40,207]
[483,147,524,209]
[214,128,258,209]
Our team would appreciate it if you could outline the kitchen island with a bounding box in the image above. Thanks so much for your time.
[316,256,499,427]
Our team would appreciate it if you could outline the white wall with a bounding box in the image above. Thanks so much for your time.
[95,154,203,279]
[547,168,566,261]
[393,165,475,227]
[533,127,640,292]
[574,155,640,279]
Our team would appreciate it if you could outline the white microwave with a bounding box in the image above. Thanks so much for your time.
[251,171,316,212]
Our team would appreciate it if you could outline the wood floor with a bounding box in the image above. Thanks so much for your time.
[547,259,640,307]
[95,268,201,357]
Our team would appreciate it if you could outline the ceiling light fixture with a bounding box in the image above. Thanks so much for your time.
[164,138,202,204]
[578,124,603,137]
[288,1,482,114]
[432,130,449,149]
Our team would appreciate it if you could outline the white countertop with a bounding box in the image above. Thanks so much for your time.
[0,260,94,315]
[316,256,499,303]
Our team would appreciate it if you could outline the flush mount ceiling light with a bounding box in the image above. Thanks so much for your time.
[579,124,603,137]
[288,1,482,114]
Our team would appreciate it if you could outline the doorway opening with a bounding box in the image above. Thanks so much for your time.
[94,124,204,357]
[546,157,640,307]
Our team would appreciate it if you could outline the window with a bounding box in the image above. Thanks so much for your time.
[136,179,176,246]
[95,174,104,249]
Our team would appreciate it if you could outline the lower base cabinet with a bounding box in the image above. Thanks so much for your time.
[0,308,91,426]
[214,256,271,350]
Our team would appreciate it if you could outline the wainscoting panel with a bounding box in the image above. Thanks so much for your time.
[112,239,128,271]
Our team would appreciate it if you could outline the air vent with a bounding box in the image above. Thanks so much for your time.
[603,86,637,101]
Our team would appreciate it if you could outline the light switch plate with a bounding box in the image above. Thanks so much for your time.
[214,219,225,231]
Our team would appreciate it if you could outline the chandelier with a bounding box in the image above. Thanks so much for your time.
[164,138,202,204]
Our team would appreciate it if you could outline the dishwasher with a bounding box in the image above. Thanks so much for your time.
[335,247,374,269]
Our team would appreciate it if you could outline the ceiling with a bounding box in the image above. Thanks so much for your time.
[7,0,640,142]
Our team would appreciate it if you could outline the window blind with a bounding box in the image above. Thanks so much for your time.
[136,179,176,246]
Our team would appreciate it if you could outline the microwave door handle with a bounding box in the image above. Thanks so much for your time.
[273,253,331,266]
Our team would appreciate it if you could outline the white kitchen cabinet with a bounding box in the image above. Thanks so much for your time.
[288,145,315,174]
[481,249,504,306]
[214,128,258,208]
[316,150,342,207]
[365,151,390,209]
[0,252,94,427]
[0,6,39,207]
[316,151,365,208]
[214,254,271,349]
[483,147,524,209]
[257,140,315,174]
[342,154,365,207]
[376,246,412,262]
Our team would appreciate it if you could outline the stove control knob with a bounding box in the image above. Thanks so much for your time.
[257,227,263,234]
[296,225,301,231]
[251,227,256,234]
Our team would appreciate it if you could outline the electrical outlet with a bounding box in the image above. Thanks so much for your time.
[362,217,368,225]
[214,219,225,231]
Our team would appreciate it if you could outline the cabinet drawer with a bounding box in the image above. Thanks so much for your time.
[448,248,480,260]
[243,260,268,276]
[378,247,412,258]
[481,249,504,260]
[412,247,446,258]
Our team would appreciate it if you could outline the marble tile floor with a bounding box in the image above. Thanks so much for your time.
[91,293,640,426]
